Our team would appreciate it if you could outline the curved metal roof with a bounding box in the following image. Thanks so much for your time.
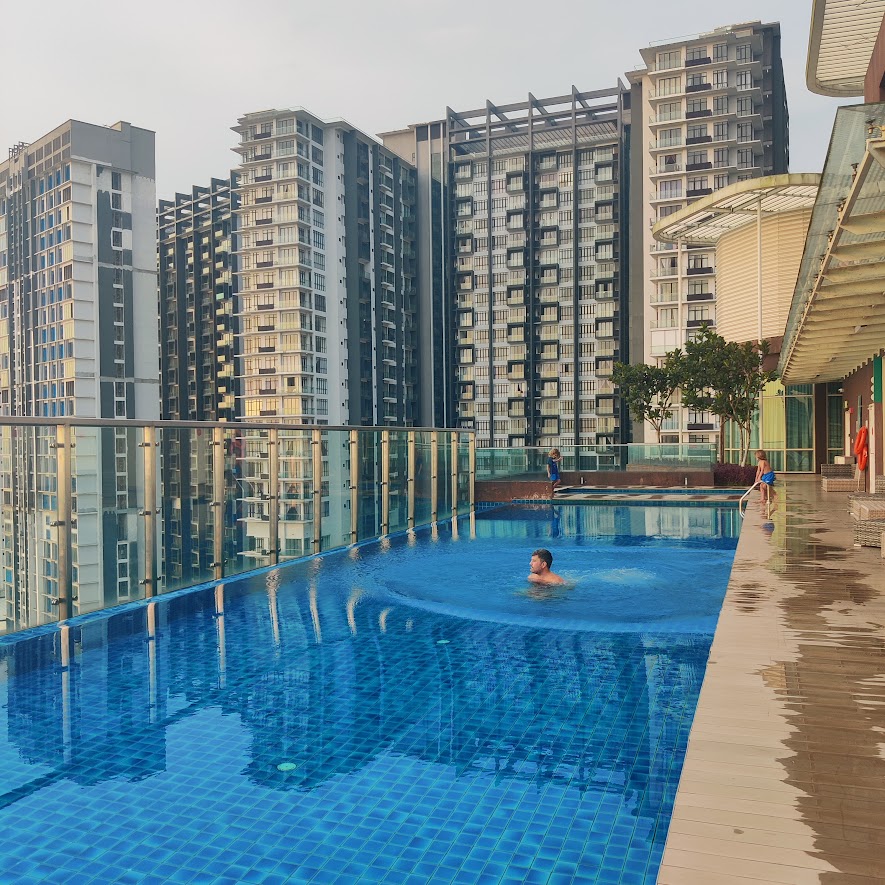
[807,0,885,97]
[651,175,821,245]
[780,104,885,383]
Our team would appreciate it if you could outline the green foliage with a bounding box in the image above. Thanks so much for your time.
[612,356,681,439]
[678,326,776,465]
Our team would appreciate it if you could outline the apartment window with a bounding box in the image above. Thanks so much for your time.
[713,148,729,168]
[657,76,681,96]
[736,71,753,91]
[737,123,754,143]
[686,74,707,89]
[713,69,728,89]
[688,306,712,323]
[686,47,708,63]
[658,203,682,219]
[736,43,752,63]
[713,96,728,116]
[714,173,729,190]
[687,98,708,115]
[658,180,682,199]
[657,50,681,70]
[111,171,122,190]
[737,97,754,117]
[658,128,682,148]
[687,124,708,141]
[688,254,711,270]
[737,149,754,169]
[713,43,728,62]
[714,122,729,141]
[657,102,681,122]
[657,308,678,328]
[687,150,708,166]
[688,176,709,193]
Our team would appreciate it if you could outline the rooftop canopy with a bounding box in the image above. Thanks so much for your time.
[807,0,885,97]
[780,103,885,383]
[651,175,820,245]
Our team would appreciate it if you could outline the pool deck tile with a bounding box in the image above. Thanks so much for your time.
[657,476,885,884]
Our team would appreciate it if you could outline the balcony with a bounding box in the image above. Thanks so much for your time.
[686,265,714,275]
[686,82,712,93]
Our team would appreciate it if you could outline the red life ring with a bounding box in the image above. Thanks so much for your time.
[858,447,869,471]
[854,426,868,457]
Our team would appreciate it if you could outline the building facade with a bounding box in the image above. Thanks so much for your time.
[157,176,239,589]
[231,108,418,561]
[404,88,631,451]
[0,120,158,629]
[628,21,789,445]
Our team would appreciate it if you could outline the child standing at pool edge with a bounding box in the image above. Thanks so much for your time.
[755,449,776,503]
[547,448,562,496]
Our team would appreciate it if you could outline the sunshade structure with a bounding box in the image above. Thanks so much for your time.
[780,104,885,383]
[652,175,820,345]
[807,0,885,97]
[652,175,820,244]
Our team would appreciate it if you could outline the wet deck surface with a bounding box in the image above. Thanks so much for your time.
[657,476,885,884]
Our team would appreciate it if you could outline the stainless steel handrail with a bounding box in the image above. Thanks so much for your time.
[738,480,764,518]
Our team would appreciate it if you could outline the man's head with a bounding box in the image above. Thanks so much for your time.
[530,548,554,574]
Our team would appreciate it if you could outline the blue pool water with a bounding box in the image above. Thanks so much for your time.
[0,503,738,884]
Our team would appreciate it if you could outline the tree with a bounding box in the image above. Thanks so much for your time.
[678,326,776,466]
[612,355,682,441]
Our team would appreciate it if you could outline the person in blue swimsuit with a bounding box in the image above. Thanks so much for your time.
[546,448,562,495]
[755,449,776,503]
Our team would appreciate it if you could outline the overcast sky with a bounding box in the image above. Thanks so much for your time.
[2,0,848,198]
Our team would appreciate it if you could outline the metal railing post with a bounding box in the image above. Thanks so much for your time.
[312,428,322,554]
[268,428,279,565]
[212,426,225,580]
[381,430,390,536]
[142,425,158,598]
[469,433,476,515]
[431,431,439,523]
[350,430,359,544]
[55,424,72,621]
[450,431,458,524]
[407,431,416,529]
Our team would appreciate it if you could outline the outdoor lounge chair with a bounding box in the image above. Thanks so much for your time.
[853,518,885,548]
[820,463,860,492]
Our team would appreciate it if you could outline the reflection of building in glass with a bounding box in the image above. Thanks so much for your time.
[158,177,239,589]
[0,121,158,630]
[387,88,631,450]
[232,109,418,562]
[628,22,789,446]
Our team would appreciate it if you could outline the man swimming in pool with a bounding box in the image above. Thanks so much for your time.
[528,548,566,585]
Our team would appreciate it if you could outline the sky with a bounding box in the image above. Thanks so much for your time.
[1,0,849,198]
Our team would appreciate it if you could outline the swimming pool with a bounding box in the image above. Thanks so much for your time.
[0,503,738,884]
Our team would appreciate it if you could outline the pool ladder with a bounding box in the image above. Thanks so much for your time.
[738,480,764,519]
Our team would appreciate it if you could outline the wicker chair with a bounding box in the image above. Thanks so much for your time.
[854,518,885,548]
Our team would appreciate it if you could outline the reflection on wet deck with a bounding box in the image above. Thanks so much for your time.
[658,476,885,884]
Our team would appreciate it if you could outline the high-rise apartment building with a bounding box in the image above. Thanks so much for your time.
[425,88,631,450]
[0,120,158,628]
[628,21,789,444]
[231,108,417,561]
[157,176,238,589]
[232,108,417,427]
[159,176,239,423]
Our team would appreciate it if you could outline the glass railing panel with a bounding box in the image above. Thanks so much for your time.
[323,430,352,551]
[388,430,410,535]
[414,431,433,526]
[278,428,314,563]
[457,433,472,515]
[158,426,217,593]
[438,433,453,518]
[220,426,252,578]
[357,430,382,542]
[238,428,276,568]
[71,425,148,616]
